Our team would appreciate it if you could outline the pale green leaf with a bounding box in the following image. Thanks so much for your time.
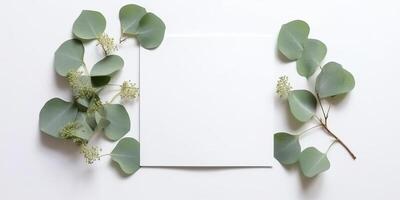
[288,90,317,122]
[315,62,355,98]
[72,10,106,40]
[90,55,124,77]
[274,132,301,165]
[111,137,140,175]
[103,104,130,141]
[136,13,166,49]
[39,98,78,138]
[119,4,147,35]
[54,39,84,76]
[278,20,310,60]
[296,39,327,78]
[73,112,94,141]
[299,147,330,178]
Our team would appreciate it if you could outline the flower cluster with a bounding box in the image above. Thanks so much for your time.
[66,71,96,99]
[59,122,86,144]
[87,96,103,114]
[98,33,117,55]
[80,144,101,164]
[120,81,139,101]
[276,75,292,98]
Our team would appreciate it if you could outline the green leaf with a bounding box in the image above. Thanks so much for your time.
[315,62,355,98]
[288,90,317,122]
[119,4,147,35]
[299,147,330,178]
[39,98,78,138]
[103,104,130,141]
[136,13,166,49]
[54,39,84,76]
[111,137,140,175]
[91,76,111,87]
[90,55,124,77]
[72,10,106,40]
[76,97,89,112]
[278,20,310,60]
[296,39,327,78]
[73,112,94,141]
[95,112,110,130]
[274,132,301,165]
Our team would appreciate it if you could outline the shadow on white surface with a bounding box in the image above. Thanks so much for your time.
[39,130,81,160]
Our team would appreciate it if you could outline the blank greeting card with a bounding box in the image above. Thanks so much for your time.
[139,36,274,166]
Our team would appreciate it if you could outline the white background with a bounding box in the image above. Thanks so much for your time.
[140,36,274,166]
[0,0,399,199]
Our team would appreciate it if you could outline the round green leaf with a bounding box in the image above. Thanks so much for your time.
[39,98,78,138]
[103,104,130,141]
[136,13,166,49]
[296,39,327,78]
[72,10,106,40]
[315,62,355,98]
[119,4,147,35]
[299,147,330,178]
[111,137,140,175]
[278,20,310,60]
[288,90,317,122]
[90,55,124,77]
[54,39,84,76]
[274,132,301,165]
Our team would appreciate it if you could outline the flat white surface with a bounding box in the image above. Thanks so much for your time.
[1,0,400,199]
[140,36,273,166]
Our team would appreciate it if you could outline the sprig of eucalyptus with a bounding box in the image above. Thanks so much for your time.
[274,20,356,178]
[39,4,165,175]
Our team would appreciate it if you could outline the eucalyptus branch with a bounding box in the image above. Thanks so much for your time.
[40,4,165,175]
[274,20,356,177]
[316,93,328,124]
[318,118,356,160]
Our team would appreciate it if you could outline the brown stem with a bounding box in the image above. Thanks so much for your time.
[316,93,328,125]
[319,119,356,160]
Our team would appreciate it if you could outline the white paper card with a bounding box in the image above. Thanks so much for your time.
[140,36,274,166]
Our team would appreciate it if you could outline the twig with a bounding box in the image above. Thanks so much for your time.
[319,118,356,160]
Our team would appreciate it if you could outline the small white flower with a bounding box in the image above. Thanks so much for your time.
[120,81,139,101]
[80,144,102,164]
[98,33,117,55]
[276,75,292,98]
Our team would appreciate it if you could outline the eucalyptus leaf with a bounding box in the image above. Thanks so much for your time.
[136,13,166,49]
[111,137,140,175]
[86,114,97,131]
[95,112,110,130]
[91,76,111,87]
[103,104,130,141]
[315,62,355,98]
[278,20,310,60]
[76,97,89,112]
[288,90,317,122]
[296,39,327,78]
[274,132,301,165]
[39,98,78,138]
[73,112,94,141]
[119,4,147,35]
[90,55,124,77]
[72,10,106,40]
[299,147,330,178]
[54,39,84,76]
